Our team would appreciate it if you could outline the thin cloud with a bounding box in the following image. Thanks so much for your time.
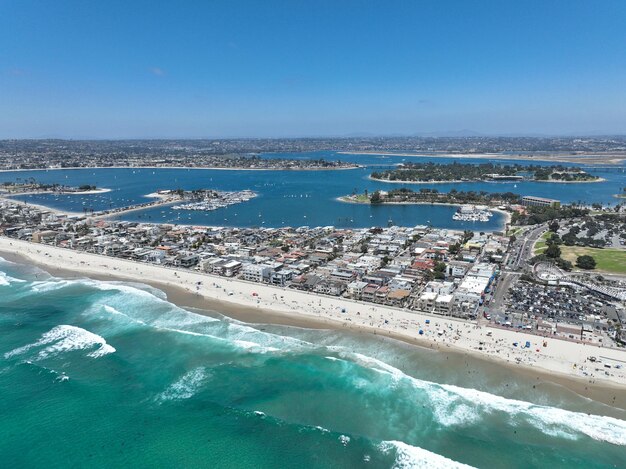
[150,67,165,76]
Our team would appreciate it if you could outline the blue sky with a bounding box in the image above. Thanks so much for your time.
[2,0,626,138]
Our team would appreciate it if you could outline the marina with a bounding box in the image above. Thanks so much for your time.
[0,152,624,232]
[171,189,257,211]
[452,205,494,222]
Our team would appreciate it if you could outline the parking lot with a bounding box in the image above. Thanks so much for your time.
[503,280,615,324]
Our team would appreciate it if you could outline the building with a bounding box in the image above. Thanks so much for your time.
[175,254,200,268]
[361,284,379,302]
[386,289,411,307]
[521,196,561,208]
[270,269,293,287]
[434,294,454,315]
[32,230,57,243]
[347,280,369,299]
[416,291,437,312]
[221,260,242,277]
[446,261,470,278]
[242,264,273,283]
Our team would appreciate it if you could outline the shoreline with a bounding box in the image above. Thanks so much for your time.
[2,237,625,410]
[336,196,512,227]
[535,177,606,184]
[0,165,361,174]
[338,151,626,165]
[0,188,112,196]
[369,175,606,184]
[0,195,84,217]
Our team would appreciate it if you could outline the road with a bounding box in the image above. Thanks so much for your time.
[503,223,547,271]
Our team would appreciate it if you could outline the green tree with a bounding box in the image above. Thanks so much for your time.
[549,221,559,232]
[448,242,461,254]
[556,258,573,271]
[576,255,596,270]
[545,243,561,259]
[370,190,382,204]
[433,261,447,280]
[548,233,562,245]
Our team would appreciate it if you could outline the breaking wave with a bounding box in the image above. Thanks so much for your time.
[340,351,626,446]
[0,271,26,286]
[379,440,475,469]
[4,325,116,360]
[156,367,211,402]
[3,263,626,452]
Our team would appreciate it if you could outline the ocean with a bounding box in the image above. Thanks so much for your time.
[1,256,625,468]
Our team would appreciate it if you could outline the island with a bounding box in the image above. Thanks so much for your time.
[340,187,521,206]
[370,162,602,183]
[340,188,593,226]
[0,180,111,195]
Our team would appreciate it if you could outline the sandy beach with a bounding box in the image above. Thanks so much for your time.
[2,236,626,408]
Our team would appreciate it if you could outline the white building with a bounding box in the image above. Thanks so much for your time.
[434,294,454,316]
[347,280,369,299]
[416,291,437,312]
[242,264,272,283]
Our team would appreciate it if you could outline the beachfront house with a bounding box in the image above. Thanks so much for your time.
[347,280,369,299]
[241,264,273,283]
[270,269,293,287]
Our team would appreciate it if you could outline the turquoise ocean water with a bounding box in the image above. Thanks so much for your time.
[1,257,626,468]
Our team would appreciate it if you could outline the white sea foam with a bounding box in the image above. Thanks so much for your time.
[4,325,116,360]
[28,276,167,303]
[30,279,74,293]
[101,304,147,326]
[16,268,625,446]
[88,280,168,299]
[0,271,26,286]
[379,440,475,469]
[157,367,210,402]
[224,321,309,350]
[233,339,279,353]
[24,273,301,357]
[336,350,626,446]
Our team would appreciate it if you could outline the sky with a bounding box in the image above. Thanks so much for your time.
[2,0,626,138]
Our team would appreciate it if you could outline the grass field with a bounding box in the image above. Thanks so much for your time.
[339,194,370,203]
[533,231,551,255]
[507,227,524,237]
[560,246,626,274]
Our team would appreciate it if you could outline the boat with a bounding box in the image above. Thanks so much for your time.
[452,205,493,222]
